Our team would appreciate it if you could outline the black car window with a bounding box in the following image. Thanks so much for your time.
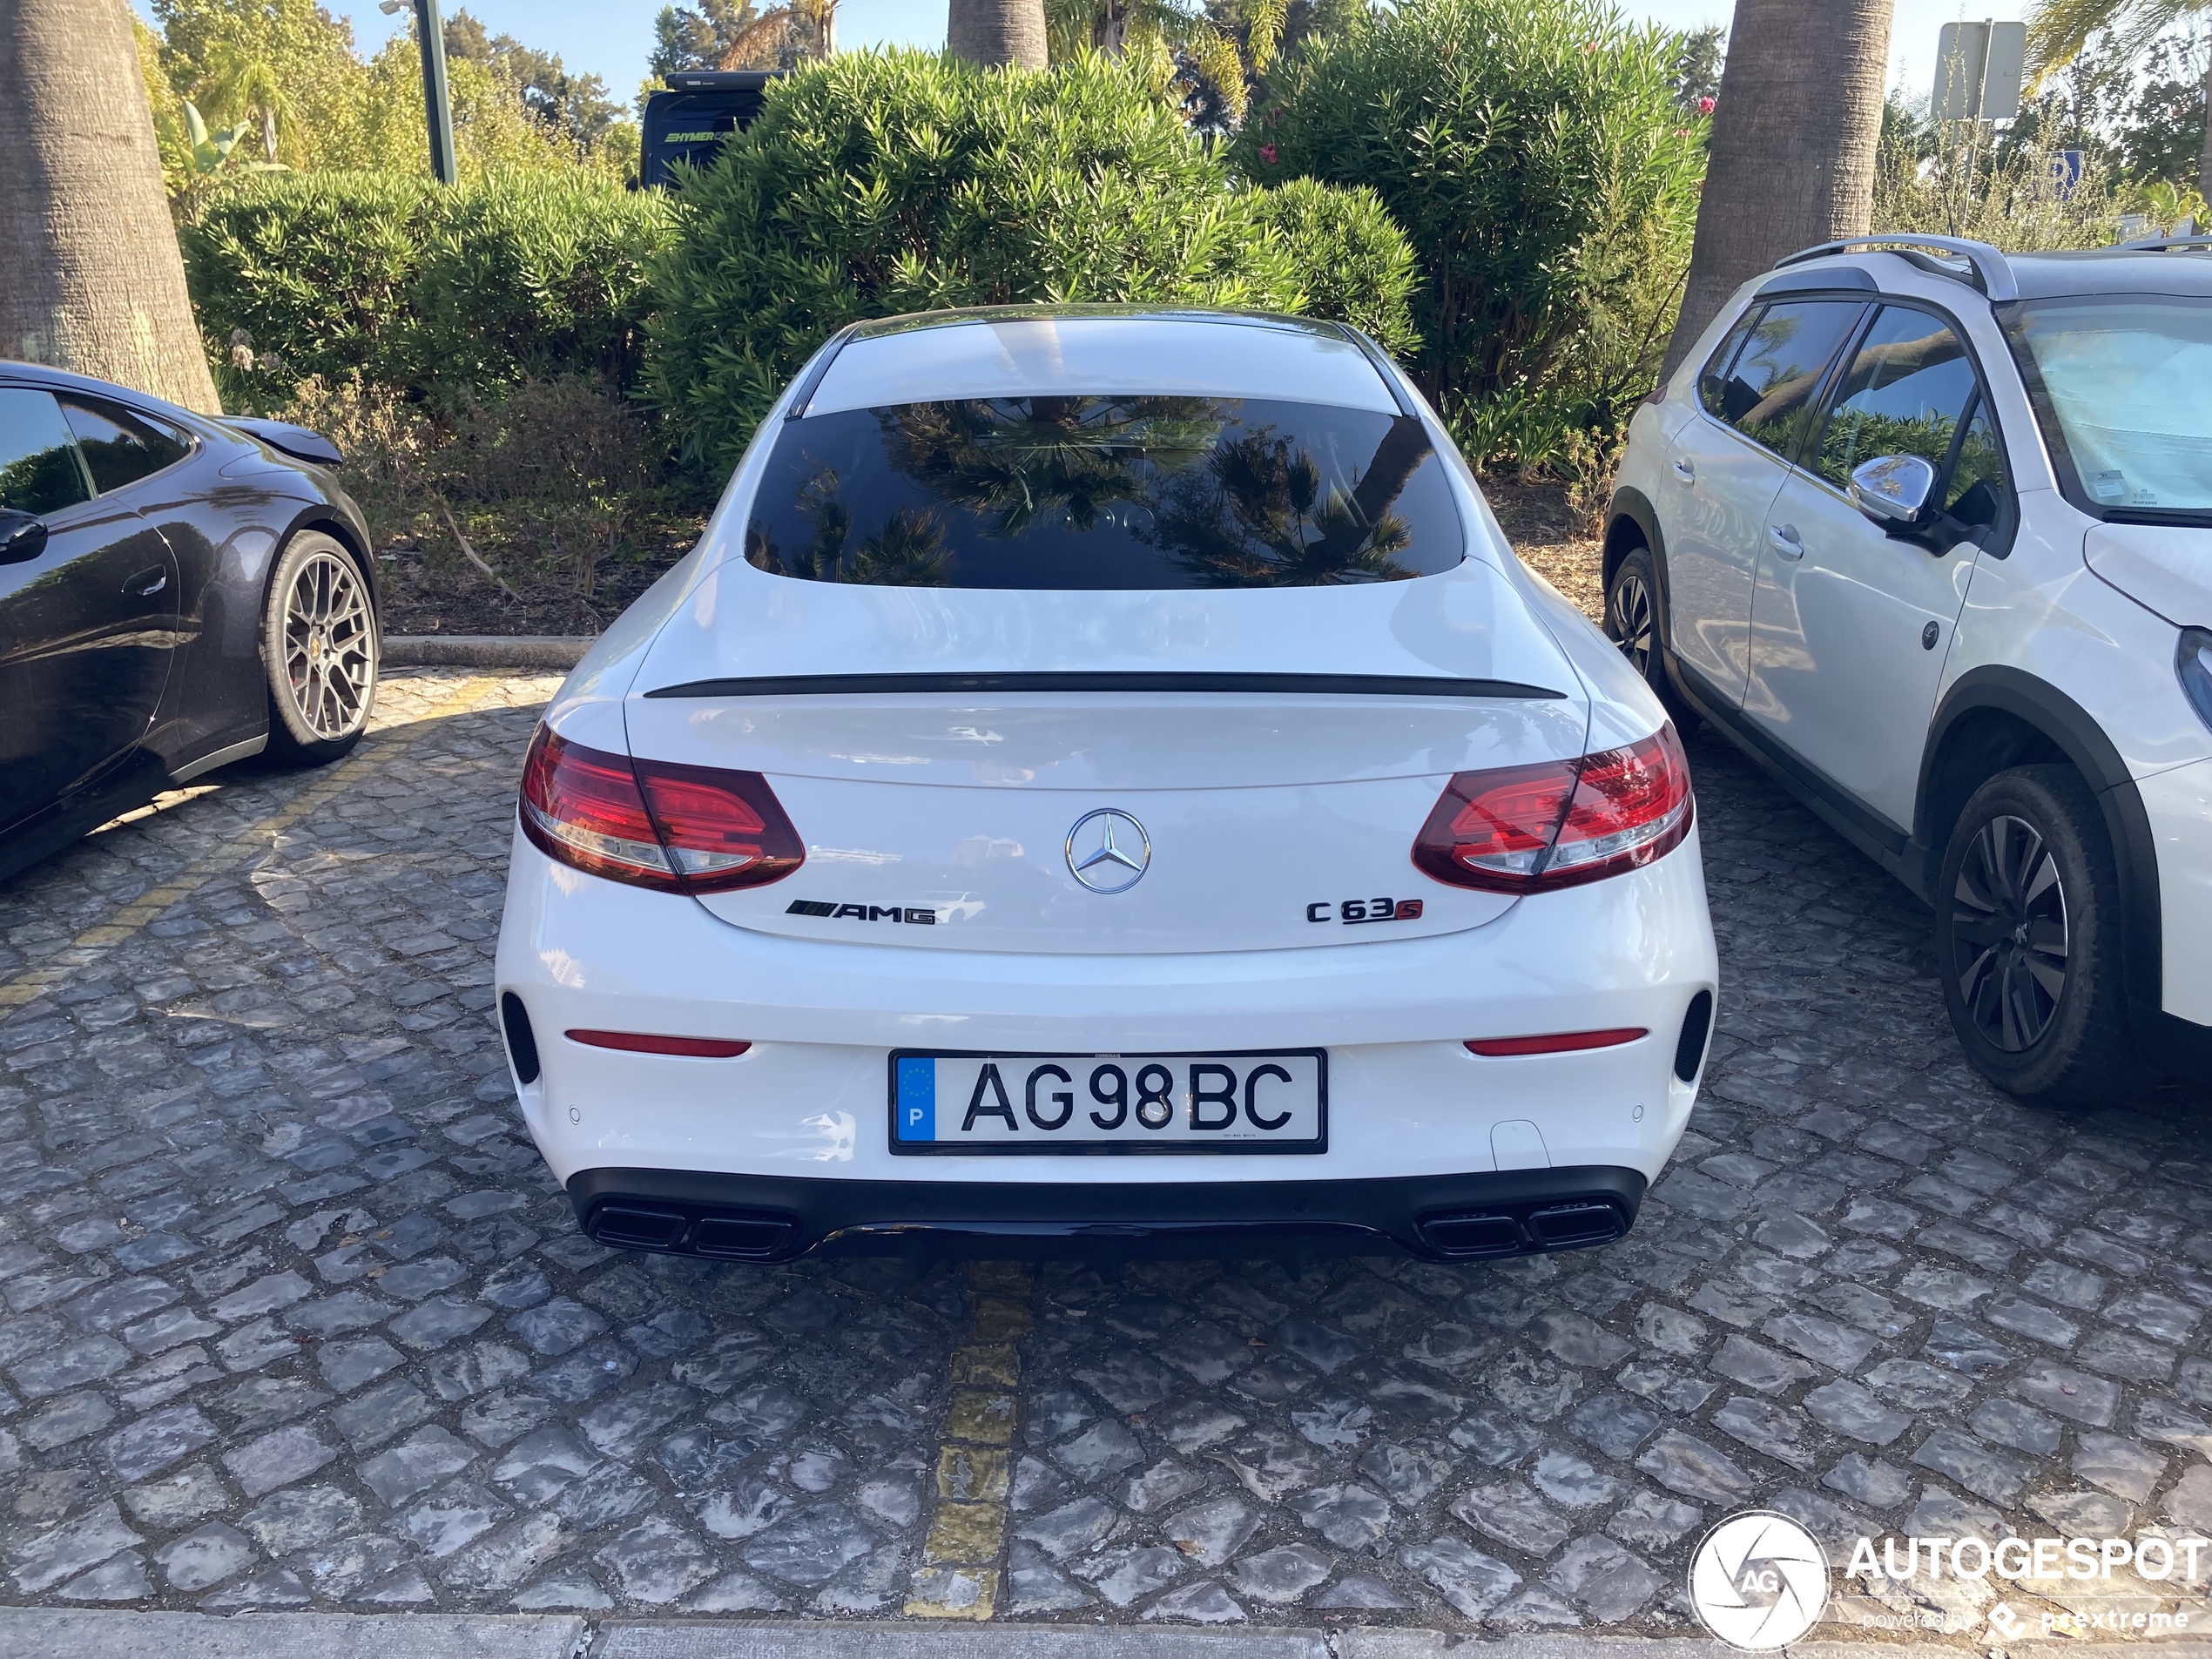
[1813,306,1979,490]
[1708,300,1866,459]
[0,388,92,516]
[1945,398,2007,529]
[745,395,1465,590]
[1696,307,1764,421]
[59,395,192,494]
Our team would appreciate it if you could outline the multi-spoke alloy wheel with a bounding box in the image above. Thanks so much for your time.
[1611,565,1656,677]
[1950,813,2068,1052]
[262,531,378,765]
[282,549,374,738]
[1936,765,2141,1108]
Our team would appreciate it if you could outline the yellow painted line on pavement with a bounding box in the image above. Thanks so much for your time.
[906,1261,1034,1620]
[0,674,509,1014]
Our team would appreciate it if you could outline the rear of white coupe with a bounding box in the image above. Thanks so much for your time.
[493,308,1718,1264]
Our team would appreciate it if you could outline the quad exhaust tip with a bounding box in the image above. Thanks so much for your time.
[587,1202,798,1261]
[1419,1198,1627,1259]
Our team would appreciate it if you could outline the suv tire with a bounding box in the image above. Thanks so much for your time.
[262,531,379,767]
[1604,543,1696,731]
[1937,765,2144,1107]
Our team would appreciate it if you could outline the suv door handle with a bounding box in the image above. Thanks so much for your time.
[1767,523,1803,558]
[1671,459,1696,482]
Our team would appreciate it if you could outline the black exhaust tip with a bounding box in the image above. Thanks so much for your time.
[1527,1201,1626,1247]
[1420,1212,1525,1258]
[693,1216,799,1260]
[501,992,541,1085]
[590,1204,688,1250]
[1675,989,1713,1082]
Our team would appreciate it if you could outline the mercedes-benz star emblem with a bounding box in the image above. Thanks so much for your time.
[1065,808,1150,894]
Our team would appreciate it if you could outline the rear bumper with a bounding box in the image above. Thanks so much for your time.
[567,1163,1648,1264]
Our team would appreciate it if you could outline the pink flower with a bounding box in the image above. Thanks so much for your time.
[1698,96,1716,115]
[1582,40,1597,52]
[1260,142,1277,165]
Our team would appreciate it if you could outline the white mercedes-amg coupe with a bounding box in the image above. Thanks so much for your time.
[493,307,1718,1264]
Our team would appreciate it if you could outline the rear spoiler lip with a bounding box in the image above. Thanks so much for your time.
[643,671,1566,701]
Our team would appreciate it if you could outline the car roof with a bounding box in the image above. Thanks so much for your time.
[1764,243,2212,306]
[807,306,1401,416]
[0,357,216,428]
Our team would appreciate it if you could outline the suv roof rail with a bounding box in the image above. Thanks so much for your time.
[1773,235,2017,303]
[2116,233,2212,253]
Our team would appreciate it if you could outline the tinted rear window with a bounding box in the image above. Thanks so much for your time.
[744,395,1464,589]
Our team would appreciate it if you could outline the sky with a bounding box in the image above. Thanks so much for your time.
[280,1,2033,110]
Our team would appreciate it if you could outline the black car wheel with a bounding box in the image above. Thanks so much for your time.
[263,531,378,765]
[1938,765,2142,1107]
[1604,543,1694,728]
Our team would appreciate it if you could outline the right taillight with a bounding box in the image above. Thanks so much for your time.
[1413,725,1693,893]
[519,726,804,894]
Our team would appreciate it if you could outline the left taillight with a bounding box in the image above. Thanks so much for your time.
[519,726,804,894]
[1413,725,1693,894]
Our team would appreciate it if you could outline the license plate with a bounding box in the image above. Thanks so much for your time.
[890,1049,1326,1154]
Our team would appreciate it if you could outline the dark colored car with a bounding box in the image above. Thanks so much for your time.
[0,360,380,886]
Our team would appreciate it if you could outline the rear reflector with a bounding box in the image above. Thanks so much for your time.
[519,727,804,894]
[1466,1028,1648,1057]
[566,1029,752,1058]
[1413,725,1692,893]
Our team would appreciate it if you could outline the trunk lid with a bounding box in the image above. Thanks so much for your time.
[625,556,1590,954]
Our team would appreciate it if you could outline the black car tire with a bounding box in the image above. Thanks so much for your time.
[262,531,379,766]
[1937,765,2144,1108]
[1603,543,1696,730]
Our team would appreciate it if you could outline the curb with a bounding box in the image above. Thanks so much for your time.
[381,635,594,671]
[11,1612,2207,1659]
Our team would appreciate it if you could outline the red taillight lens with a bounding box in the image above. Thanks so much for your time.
[1467,1028,1649,1056]
[1413,725,1692,893]
[519,727,805,894]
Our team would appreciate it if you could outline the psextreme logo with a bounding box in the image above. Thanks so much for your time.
[1689,1512,1831,1649]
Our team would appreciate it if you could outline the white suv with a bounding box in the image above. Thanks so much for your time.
[1608,233,2212,1107]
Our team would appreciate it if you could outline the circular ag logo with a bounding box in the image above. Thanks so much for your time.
[1689,1511,1830,1649]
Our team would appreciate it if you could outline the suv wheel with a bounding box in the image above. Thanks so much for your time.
[1937,765,2143,1107]
[1604,543,1695,729]
[263,531,379,766]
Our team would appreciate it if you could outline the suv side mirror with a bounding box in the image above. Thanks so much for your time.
[1849,454,1938,529]
[0,509,47,566]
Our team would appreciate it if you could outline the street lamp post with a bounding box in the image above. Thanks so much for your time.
[379,0,457,184]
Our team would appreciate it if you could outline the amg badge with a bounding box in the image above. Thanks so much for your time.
[786,900,938,925]
[1306,896,1424,925]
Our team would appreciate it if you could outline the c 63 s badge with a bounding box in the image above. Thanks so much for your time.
[1307,896,1424,926]
[787,900,938,925]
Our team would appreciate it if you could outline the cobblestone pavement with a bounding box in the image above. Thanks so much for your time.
[3,668,2210,1636]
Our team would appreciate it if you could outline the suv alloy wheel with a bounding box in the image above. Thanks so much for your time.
[1937,765,2142,1107]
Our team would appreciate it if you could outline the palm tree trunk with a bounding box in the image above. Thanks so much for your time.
[0,0,219,412]
[948,0,1049,69]
[1657,0,1895,387]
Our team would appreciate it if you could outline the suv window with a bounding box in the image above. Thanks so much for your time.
[0,388,92,517]
[59,395,192,494]
[745,395,1465,590]
[1703,300,1865,458]
[1813,306,1979,489]
[1945,400,2006,529]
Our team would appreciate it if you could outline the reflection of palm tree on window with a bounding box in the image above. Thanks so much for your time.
[746,465,952,585]
[883,396,1224,535]
[1149,415,1431,585]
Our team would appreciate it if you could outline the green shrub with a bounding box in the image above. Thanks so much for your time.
[1238,0,1704,423]
[184,172,435,401]
[184,169,674,408]
[645,48,1421,474]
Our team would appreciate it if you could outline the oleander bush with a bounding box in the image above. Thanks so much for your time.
[645,48,1421,474]
[1237,0,1705,441]
[184,169,675,409]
